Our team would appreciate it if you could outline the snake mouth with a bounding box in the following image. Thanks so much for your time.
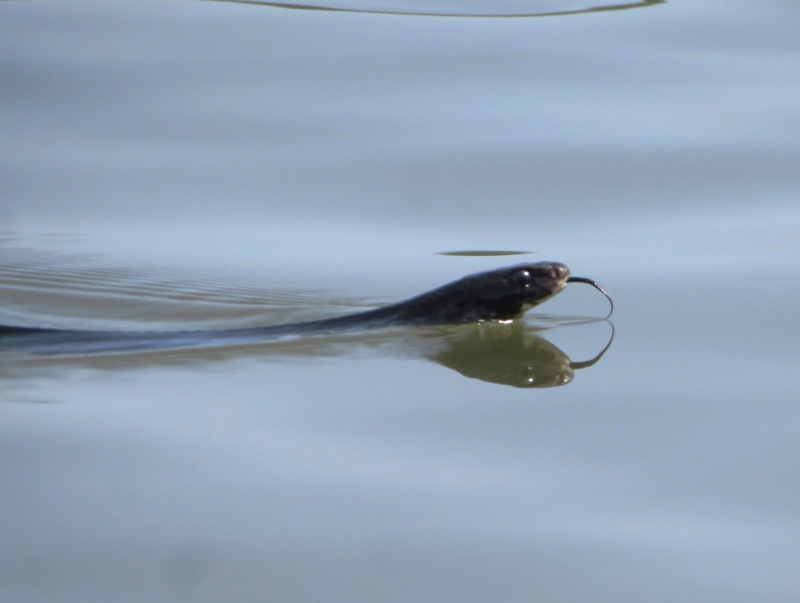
[566,277,614,318]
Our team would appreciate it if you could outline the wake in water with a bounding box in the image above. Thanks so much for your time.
[0,262,612,357]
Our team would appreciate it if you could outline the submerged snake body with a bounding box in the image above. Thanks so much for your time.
[0,262,606,355]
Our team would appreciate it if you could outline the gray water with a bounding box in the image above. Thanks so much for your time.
[2,1,799,601]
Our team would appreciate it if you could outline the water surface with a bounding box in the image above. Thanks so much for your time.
[1,1,799,601]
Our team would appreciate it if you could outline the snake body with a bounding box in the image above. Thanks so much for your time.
[0,262,611,355]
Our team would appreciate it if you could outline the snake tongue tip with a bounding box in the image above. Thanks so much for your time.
[567,276,614,318]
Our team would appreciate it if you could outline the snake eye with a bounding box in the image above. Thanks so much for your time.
[514,270,532,286]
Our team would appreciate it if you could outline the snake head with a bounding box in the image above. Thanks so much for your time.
[492,262,572,320]
[403,261,572,325]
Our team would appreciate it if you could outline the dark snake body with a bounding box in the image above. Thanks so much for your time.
[0,262,610,355]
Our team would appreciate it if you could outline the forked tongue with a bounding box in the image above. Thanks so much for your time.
[566,277,614,319]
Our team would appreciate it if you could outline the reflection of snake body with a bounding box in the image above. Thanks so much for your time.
[0,262,612,355]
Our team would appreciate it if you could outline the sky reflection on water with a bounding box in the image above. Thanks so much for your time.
[1,0,799,602]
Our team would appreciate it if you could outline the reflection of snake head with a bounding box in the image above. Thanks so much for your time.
[392,262,571,325]
[432,321,615,389]
[432,323,575,388]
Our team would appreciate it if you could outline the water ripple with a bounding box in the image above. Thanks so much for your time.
[214,0,665,18]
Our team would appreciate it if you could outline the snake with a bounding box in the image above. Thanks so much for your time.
[0,262,612,355]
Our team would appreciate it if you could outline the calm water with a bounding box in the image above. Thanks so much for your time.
[2,1,799,601]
